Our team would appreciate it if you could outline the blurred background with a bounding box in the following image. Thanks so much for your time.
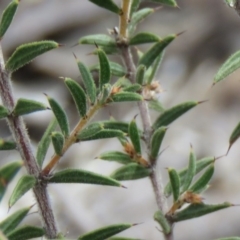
[1,0,240,239]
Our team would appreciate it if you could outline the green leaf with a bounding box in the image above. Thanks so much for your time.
[148,99,165,113]
[78,122,103,140]
[79,34,116,47]
[47,96,70,137]
[122,84,142,92]
[76,58,96,104]
[229,121,240,151]
[6,225,44,240]
[0,0,19,39]
[36,118,57,167]
[0,207,32,235]
[129,32,160,45]
[102,121,130,133]
[181,146,196,193]
[214,51,240,83]
[13,98,48,116]
[90,61,126,77]
[168,168,180,202]
[0,105,8,119]
[98,83,112,104]
[138,35,175,69]
[89,0,122,14]
[164,156,215,197]
[147,51,164,84]
[110,163,151,180]
[225,0,237,8]
[169,202,232,222]
[98,49,111,90]
[150,0,178,7]
[97,151,133,165]
[110,92,143,102]
[78,223,133,240]
[128,8,154,36]
[49,169,122,187]
[9,175,36,208]
[6,41,59,72]
[136,65,146,85]
[154,210,171,235]
[51,131,64,156]
[129,117,141,155]
[130,0,141,17]
[0,139,16,150]
[150,126,167,160]
[152,101,198,130]
[189,164,214,193]
[64,78,87,117]
[0,161,22,202]
[78,129,125,141]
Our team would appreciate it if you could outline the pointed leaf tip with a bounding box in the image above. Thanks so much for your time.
[6,41,58,72]
[89,0,122,15]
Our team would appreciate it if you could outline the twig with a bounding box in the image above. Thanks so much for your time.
[0,43,57,239]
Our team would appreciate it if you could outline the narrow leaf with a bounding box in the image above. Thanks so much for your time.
[0,0,19,39]
[0,106,8,119]
[170,202,232,222]
[129,118,141,155]
[164,156,215,197]
[0,139,16,150]
[98,49,111,90]
[47,96,70,137]
[78,223,132,240]
[147,51,164,84]
[97,151,133,165]
[76,59,96,104]
[9,175,36,208]
[110,92,143,102]
[229,121,240,151]
[150,126,167,160]
[130,0,141,17]
[189,164,214,193]
[151,0,178,7]
[79,34,116,47]
[181,146,196,193]
[98,83,112,104]
[0,161,22,202]
[36,118,57,167]
[138,35,175,69]
[13,98,48,116]
[148,99,165,113]
[89,0,122,14]
[129,32,160,45]
[102,121,129,133]
[6,225,44,240]
[78,122,103,140]
[122,84,142,92]
[6,41,59,72]
[65,78,87,117]
[91,61,126,77]
[154,210,171,234]
[78,129,125,141]
[110,163,151,180]
[128,8,154,36]
[168,168,180,202]
[152,101,198,130]
[49,169,122,187]
[136,65,146,85]
[214,51,240,83]
[51,131,64,156]
[0,207,32,235]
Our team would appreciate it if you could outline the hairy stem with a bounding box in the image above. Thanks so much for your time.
[0,43,57,239]
[42,103,101,175]
[118,1,173,238]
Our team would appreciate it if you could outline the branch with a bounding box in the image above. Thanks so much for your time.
[0,43,57,239]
